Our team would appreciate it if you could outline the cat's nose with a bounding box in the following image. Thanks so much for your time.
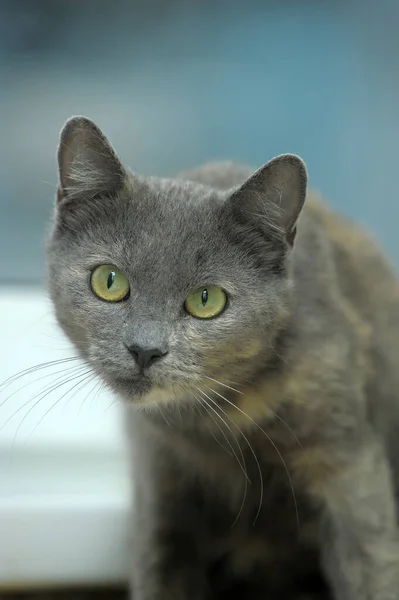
[126,344,168,370]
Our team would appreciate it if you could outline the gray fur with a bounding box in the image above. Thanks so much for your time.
[47,116,399,599]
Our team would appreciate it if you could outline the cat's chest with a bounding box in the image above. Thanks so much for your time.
[162,419,324,592]
[178,432,320,550]
[202,467,323,597]
[177,423,295,493]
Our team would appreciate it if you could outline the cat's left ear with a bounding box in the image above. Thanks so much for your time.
[227,154,307,246]
[57,116,126,204]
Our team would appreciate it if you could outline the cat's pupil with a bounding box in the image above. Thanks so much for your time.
[107,272,116,289]
[201,289,208,306]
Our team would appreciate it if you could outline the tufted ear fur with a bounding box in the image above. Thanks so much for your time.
[57,116,126,204]
[227,154,307,246]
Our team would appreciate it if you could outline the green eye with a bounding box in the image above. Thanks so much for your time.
[185,285,227,319]
[90,264,130,302]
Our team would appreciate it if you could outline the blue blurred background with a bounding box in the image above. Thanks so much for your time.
[2,0,399,284]
[2,1,399,589]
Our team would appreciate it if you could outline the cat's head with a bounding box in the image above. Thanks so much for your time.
[47,117,307,411]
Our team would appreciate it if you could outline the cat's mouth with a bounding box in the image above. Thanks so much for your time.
[110,372,191,407]
[112,373,153,398]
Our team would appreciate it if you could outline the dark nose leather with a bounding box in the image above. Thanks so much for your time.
[127,344,168,369]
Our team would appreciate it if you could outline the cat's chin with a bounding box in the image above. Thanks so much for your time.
[111,375,153,400]
[110,375,179,407]
[110,375,190,409]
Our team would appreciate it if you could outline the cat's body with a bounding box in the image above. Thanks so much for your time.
[48,117,399,600]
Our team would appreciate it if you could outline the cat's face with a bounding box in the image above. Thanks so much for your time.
[47,117,306,411]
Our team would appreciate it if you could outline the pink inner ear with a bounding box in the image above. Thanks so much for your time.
[57,186,64,204]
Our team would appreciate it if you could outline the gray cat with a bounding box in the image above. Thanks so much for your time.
[47,116,399,600]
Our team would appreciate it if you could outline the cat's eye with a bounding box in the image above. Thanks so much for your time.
[184,285,227,319]
[90,264,130,302]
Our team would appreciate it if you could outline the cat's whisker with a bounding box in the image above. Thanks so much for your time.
[215,377,245,388]
[85,377,104,409]
[103,397,119,414]
[193,393,234,458]
[208,377,303,452]
[203,376,243,395]
[201,389,263,526]
[0,361,88,411]
[177,404,183,426]
[269,409,304,453]
[41,179,58,190]
[205,384,299,530]
[27,371,96,440]
[196,388,249,482]
[232,375,262,388]
[267,339,288,364]
[0,356,81,394]
[76,372,102,417]
[195,389,250,528]
[1,366,91,436]
[158,404,174,428]
[0,365,89,431]
[93,379,105,404]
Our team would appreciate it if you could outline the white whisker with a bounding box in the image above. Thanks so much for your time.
[0,357,81,396]
[193,393,233,457]
[0,365,89,433]
[158,404,174,428]
[28,371,96,440]
[203,376,243,395]
[196,389,250,528]
[196,388,249,482]
[0,362,87,411]
[270,409,304,452]
[13,369,94,442]
[205,384,299,530]
[199,389,261,526]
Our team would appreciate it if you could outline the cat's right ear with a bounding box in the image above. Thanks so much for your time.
[57,116,126,204]
[223,154,307,247]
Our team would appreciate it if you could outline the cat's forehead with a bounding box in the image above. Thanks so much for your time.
[116,176,226,250]
[131,175,224,224]
[70,176,234,285]
[99,179,234,285]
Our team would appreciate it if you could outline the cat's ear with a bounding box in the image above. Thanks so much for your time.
[227,154,307,245]
[57,116,126,203]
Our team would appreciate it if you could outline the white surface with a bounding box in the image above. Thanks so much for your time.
[0,289,130,588]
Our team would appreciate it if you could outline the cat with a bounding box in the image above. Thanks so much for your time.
[47,116,399,600]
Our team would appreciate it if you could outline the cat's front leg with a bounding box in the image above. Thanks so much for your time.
[295,436,399,600]
[129,437,208,600]
[127,410,210,600]
[130,490,208,600]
